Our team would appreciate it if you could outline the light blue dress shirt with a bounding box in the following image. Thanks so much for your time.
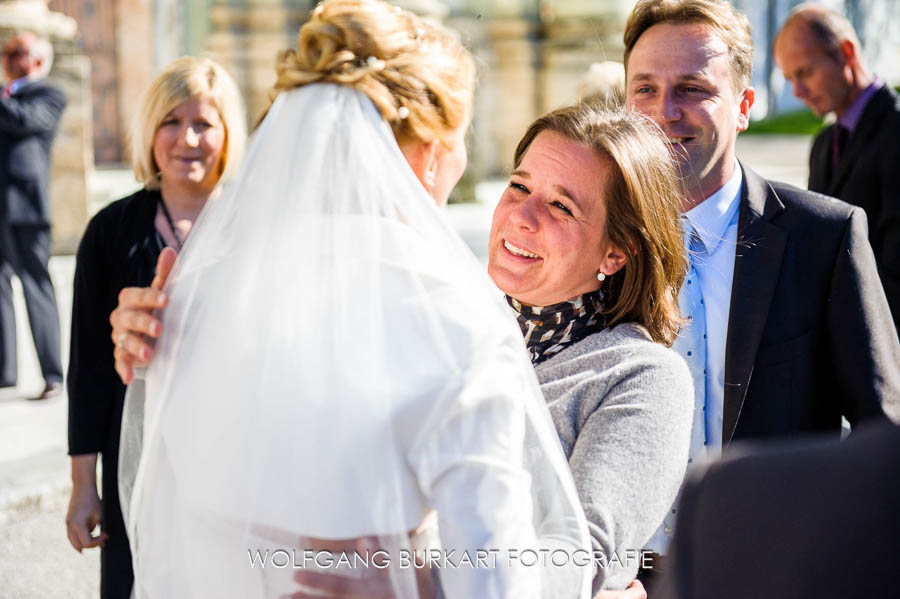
[683,161,742,455]
[644,164,743,554]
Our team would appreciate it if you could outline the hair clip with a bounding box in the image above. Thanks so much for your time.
[397,106,410,119]
[366,55,385,71]
[313,3,323,15]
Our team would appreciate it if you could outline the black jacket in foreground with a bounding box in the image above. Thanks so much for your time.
[656,420,900,599]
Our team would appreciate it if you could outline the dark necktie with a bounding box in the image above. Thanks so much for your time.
[831,124,849,172]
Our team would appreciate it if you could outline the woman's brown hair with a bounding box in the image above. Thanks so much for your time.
[513,103,687,346]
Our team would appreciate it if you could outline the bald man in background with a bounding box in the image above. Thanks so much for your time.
[775,4,900,328]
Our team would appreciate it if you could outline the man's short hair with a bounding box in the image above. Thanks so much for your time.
[775,3,862,62]
[623,0,754,93]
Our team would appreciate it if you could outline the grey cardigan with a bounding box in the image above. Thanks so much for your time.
[536,323,693,592]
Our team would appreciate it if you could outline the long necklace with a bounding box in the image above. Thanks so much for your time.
[158,196,184,251]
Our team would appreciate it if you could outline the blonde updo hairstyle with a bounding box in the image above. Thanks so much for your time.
[272,0,474,148]
[131,56,247,190]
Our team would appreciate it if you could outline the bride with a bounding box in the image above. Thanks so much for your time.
[115,1,591,597]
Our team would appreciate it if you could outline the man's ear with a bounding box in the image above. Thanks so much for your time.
[839,39,857,66]
[737,86,756,132]
[29,52,45,76]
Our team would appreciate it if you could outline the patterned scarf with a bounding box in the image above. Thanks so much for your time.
[506,290,608,364]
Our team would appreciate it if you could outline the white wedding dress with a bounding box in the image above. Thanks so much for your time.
[119,84,591,599]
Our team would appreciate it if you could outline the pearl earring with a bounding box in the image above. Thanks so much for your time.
[596,271,606,282]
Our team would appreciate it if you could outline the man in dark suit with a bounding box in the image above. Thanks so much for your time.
[655,421,900,599]
[775,4,900,329]
[0,31,65,398]
[622,0,900,563]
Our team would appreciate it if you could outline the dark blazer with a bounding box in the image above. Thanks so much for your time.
[68,188,162,598]
[656,421,900,599]
[723,164,900,443]
[808,85,900,328]
[0,78,67,226]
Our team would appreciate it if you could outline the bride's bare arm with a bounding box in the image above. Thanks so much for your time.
[110,247,177,384]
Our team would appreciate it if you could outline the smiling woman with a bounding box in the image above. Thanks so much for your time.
[151,96,227,202]
[65,56,246,599]
[488,103,695,592]
[489,131,616,307]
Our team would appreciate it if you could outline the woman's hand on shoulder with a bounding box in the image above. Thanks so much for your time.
[594,579,647,599]
[110,248,176,384]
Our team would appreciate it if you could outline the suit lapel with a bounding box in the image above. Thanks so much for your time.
[827,87,892,196]
[723,164,787,442]
[808,126,832,192]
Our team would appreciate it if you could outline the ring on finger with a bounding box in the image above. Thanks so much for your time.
[116,332,127,349]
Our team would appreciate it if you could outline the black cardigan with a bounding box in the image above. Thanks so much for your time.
[67,187,163,460]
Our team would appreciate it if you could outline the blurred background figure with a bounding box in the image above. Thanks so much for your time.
[774,4,900,329]
[65,56,245,599]
[577,61,626,108]
[0,30,66,399]
[654,421,900,599]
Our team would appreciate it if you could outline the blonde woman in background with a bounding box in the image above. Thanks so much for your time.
[65,56,246,598]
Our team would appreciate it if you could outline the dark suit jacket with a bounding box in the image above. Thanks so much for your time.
[723,164,900,444]
[0,78,67,226]
[656,421,900,599]
[809,85,900,328]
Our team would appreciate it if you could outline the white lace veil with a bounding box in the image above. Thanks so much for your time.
[119,84,591,598]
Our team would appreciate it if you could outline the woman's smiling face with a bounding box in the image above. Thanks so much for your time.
[152,94,226,194]
[488,131,622,306]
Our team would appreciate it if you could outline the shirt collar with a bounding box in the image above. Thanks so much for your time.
[837,77,884,133]
[7,76,32,95]
[684,159,742,255]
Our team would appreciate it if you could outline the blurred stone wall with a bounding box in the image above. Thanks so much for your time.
[200,0,632,183]
[48,0,122,163]
[206,1,310,125]
[446,0,630,200]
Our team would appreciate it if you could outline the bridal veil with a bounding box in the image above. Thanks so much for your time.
[119,83,591,598]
